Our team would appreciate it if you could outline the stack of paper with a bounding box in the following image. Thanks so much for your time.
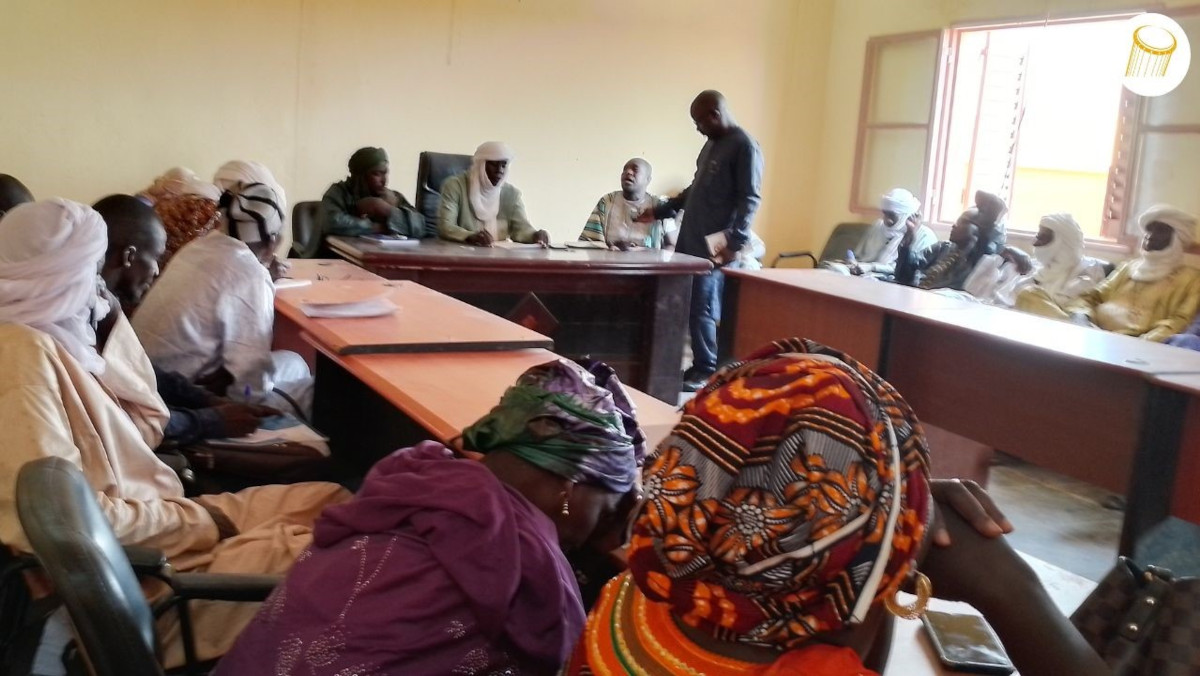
[208,415,330,456]
[300,297,397,318]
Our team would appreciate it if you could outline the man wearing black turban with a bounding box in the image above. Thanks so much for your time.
[317,146,424,241]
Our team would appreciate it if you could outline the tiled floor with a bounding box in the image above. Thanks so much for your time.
[987,453,1122,581]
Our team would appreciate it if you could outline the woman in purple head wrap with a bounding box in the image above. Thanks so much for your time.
[214,359,645,676]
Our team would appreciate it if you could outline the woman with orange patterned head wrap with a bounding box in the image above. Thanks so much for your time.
[567,338,1113,676]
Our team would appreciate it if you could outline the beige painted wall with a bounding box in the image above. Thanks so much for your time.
[805,0,1200,255]
[0,0,828,253]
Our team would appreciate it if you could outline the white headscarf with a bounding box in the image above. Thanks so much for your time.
[0,199,111,373]
[468,142,514,237]
[880,188,921,230]
[213,161,288,221]
[143,167,220,203]
[1032,213,1085,293]
[1130,205,1197,282]
[220,182,285,245]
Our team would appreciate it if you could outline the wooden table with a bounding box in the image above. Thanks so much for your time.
[311,345,680,473]
[326,236,713,402]
[1150,373,1200,525]
[722,269,1200,553]
[274,280,552,357]
[282,258,384,281]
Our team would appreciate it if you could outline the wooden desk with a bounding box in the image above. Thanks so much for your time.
[275,280,552,356]
[720,269,971,370]
[1150,373,1200,524]
[312,346,680,472]
[326,236,713,402]
[282,258,384,281]
[722,269,1200,553]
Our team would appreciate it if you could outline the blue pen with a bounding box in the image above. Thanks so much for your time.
[244,385,252,399]
[846,250,856,264]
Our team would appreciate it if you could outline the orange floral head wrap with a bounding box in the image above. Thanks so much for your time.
[628,338,932,649]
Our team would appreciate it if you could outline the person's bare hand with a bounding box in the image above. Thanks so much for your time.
[533,230,551,248]
[633,209,655,224]
[466,230,494,247]
[356,197,393,222]
[212,403,272,437]
[380,191,400,207]
[611,240,634,251]
[929,478,1013,547]
[200,503,240,541]
[268,256,291,281]
[849,263,865,276]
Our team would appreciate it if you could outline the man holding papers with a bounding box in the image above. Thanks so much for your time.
[638,90,763,391]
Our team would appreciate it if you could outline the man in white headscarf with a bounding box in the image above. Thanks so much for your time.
[1067,205,1200,341]
[821,188,935,278]
[133,179,314,414]
[438,142,550,246]
[1009,213,1108,316]
[0,199,349,671]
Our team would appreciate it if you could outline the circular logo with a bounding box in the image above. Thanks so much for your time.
[1123,13,1191,97]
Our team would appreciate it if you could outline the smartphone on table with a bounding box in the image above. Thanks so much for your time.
[921,610,1014,675]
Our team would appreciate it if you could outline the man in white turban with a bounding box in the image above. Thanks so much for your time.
[133,178,314,414]
[0,199,349,671]
[821,188,935,278]
[1009,213,1108,317]
[1067,205,1200,341]
[438,142,550,246]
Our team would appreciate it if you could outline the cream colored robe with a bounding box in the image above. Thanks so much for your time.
[0,316,348,663]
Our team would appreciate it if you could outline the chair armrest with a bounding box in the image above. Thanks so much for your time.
[169,573,281,602]
[771,251,818,268]
[121,545,169,575]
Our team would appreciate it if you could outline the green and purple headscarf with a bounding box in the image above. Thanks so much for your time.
[462,359,646,494]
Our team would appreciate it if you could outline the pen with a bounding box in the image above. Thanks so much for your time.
[244,385,252,399]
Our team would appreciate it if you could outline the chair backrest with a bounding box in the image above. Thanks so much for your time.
[16,458,164,676]
[817,222,874,263]
[291,201,324,259]
[414,151,472,237]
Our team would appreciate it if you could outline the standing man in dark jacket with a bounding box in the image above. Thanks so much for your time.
[641,90,763,391]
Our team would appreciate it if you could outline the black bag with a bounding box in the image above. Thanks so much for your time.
[1070,556,1200,675]
[181,441,332,485]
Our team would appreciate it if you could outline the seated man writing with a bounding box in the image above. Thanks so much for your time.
[579,158,674,249]
[95,194,275,445]
[319,146,423,239]
[438,142,550,246]
[1067,205,1200,341]
[133,169,314,415]
[0,199,349,670]
[821,187,935,278]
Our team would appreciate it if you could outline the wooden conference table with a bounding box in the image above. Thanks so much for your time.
[326,236,713,402]
[721,269,1200,555]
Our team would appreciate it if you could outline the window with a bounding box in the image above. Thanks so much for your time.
[852,8,1200,247]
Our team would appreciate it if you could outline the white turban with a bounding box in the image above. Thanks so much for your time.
[1032,213,1085,295]
[220,182,285,245]
[144,167,220,203]
[213,161,287,221]
[468,142,515,236]
[0,199,111,373]
[880,188,921,221]
[1131,205,1197,282]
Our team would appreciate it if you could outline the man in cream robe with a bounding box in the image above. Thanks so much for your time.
[1067,206,1200,342]
[1012,213,1108,317]
[0,200,348,670]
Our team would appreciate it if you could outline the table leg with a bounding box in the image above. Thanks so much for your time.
[1121,384,1188,556]
[643,275,692,402]
[718,275,741,365]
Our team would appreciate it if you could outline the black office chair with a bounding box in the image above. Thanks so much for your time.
[771,222,873,268]
[16,458,279,676]
[414,151,472,238]
[290,201,325,259]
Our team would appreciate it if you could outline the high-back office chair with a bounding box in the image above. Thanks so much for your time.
[290,201,325,259]
[414,151,472,238]
[16,458,279,676]
[771,222,872,268]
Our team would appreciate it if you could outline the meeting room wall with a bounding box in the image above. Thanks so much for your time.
[803,0,1200,258]
[0,0,834,257]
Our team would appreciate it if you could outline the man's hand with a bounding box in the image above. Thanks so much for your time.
[849,263,865,276]
[929,479,1013,547]
[268,256,291,281]
[466,230,494,247]
[633,208,656,224]
[200,503,240,541]
[380,191,400,208]
[212,402,277,438]
[533,230,551,248]
[356,197,393,222]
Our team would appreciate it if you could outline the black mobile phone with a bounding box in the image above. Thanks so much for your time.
[921,610,1015,675]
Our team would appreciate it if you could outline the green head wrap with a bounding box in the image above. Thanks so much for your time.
[348,147,388,175]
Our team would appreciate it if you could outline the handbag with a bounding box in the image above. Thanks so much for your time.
[181,441,332,485]
[1070,556,1200,675]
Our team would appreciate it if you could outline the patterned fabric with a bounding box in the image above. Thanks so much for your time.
[462,359,646,494]
[154,194,219,264]
[564,573,879,676]
[580,191,671,249]
[626,338,931,650]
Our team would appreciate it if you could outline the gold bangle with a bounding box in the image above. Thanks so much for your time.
[884,571,932,620]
